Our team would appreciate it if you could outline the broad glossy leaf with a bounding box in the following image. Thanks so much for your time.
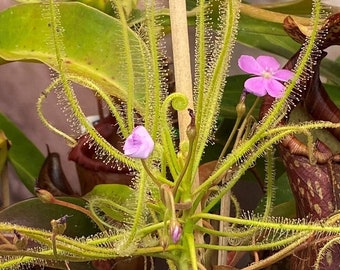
[325,83,340,106]
[0,113,44,193]
[321,58,340,86]
[0,131,10,207]
[258,0,312,14]
[0,130,9,175]
[0,197,99,236]
[238,14,300,58]
[0,2,146,108]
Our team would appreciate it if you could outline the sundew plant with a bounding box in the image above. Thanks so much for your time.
[0,0,340,269]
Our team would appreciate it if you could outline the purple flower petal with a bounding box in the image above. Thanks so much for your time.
[256,56,280,72]
[273,69,294,82]
[244,77,268,97]
[266,79,285,98]
[123,126,154,159]
[238,55,263,75]
[238,54,295,98]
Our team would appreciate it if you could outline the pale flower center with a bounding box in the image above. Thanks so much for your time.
[262,70,273,79]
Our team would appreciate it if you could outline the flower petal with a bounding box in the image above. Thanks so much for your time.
[123,126,154,159]
[244,77,268,97]
[238,55,263,75]
[256,55,280,72]
[273,69,294,82]
[266,79,285,98]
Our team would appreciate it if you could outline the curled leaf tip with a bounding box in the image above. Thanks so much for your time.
[123,126,154,159]
[238,55,294,98]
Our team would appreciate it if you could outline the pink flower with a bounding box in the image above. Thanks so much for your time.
[123,126,154,159]
[238,55,294,98]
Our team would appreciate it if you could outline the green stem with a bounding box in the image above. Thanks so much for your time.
[218,112,242,162]
[234,97,259,147]
[50,196,107,232]
[173,129,195,196]
[142,159,161,186]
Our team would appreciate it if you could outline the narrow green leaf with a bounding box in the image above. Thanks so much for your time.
[0,113,44,193]
[0,2,146,106]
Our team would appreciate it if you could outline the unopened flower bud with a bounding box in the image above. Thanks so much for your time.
[13,230,28,250]
[51,215,70,235]
[35,188,54,203]
[186,109,196,141]
[169,219,182,243]
[160,235,169,250]
[236,102,246,118]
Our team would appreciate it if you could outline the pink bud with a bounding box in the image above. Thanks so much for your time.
[170,220,182,243]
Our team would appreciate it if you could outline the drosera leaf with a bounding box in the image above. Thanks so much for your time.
[0,113,44,194]
[256,171,295,218]
[0,197,99,236]
[0,2,147,109]
[83,184,135,223]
